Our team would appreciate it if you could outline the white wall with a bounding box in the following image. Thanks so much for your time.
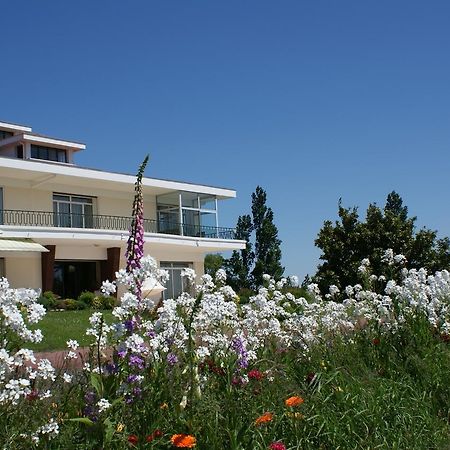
[4,255,42,290]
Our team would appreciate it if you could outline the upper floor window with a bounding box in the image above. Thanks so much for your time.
[156,192,218,237]
[0,130,13,141]
[31,145,67,163]
[53,193,94,228]
[0,258,4,278]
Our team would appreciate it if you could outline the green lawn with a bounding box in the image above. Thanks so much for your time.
[29,310,114,352]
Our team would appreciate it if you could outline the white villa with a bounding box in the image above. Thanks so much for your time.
[0,120,245,299]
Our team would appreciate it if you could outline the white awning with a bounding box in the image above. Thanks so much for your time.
[0,239,49,252]
[142,277,166,296]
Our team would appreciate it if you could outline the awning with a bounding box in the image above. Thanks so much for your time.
[0,239,49,252]
[142,277,166,297]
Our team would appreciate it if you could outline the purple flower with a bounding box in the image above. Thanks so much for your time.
[125,156,149,300]
[124,319,135,333]
[133,387,142,397]
[84,391,96,404]
[83,405,98,421]
[127,374,139,384]
[167,353,178,366]
[117,349,127,359]
[129,355,145,370]
[105,362,118,375]
[232,337,249,370]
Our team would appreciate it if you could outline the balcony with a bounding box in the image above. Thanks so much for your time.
[0,209,237,240]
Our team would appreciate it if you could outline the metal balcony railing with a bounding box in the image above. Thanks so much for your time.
[0,209,236,240]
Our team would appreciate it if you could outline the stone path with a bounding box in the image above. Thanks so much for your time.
[34,348,91,370]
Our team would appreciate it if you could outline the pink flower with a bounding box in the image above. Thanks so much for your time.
[269,442,286,450]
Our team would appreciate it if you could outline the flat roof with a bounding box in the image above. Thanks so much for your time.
[0,120,33,132]
[0,133,85,150]
[0,156,237,198]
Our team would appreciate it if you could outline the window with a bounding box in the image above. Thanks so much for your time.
[0,259,4,278]
[156,192,218,237]
[16,145,23,159]
[160,262,192,299]
[0,130,13,141]
[31,145,67,163]
[53,193,94,228]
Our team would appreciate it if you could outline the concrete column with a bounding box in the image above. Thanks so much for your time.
[100,247,121,297]
[41,245,56,293]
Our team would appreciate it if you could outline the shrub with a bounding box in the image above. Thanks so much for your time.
[54,299,67,310]
[38,291,58,310]
[43,290,58,302]
[61,299,87,310]
[63,299,78,310]
[92,296,103,309]
[78,291,95,306]
[237,287,255,304]
[101,295,116,310]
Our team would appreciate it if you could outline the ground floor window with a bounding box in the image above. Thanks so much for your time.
[53,260,100,299]
[0,258,4,278]
[160,262,192,299]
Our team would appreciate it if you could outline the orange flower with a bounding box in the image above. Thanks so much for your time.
[285,396,304,407]
[170,434,197,448]
[254,412,274,425]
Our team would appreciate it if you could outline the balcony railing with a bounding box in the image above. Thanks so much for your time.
[0,209,236,240]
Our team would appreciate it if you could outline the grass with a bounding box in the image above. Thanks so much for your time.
[29,310,114,352]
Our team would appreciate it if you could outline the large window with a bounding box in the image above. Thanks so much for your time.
[160,262,192,299]
[157,192,218,237]
[0,259,4,278]
[53,193,94,228]
[53,261,100,299]
[31,145,67,163]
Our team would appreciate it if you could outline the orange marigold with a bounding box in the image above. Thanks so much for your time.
[285,396,304,407]
[170,434,197,448]
[254,412,274,425]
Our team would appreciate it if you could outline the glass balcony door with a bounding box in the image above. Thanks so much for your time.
[156,192,218,237]
[53,194,94,229]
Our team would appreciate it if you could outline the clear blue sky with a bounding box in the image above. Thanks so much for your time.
[2,1,450,280]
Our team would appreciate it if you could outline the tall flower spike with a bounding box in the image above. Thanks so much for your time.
[126,155,149,297]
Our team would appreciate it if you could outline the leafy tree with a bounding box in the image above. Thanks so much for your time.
[226,186,284,290]
[314,191,450,293]
[204,254,225,277]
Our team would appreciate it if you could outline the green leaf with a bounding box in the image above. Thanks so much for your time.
[67,417,95,427]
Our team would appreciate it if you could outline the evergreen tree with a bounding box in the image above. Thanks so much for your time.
[225,214,253,290]
[225,186,284,290]
[251,186,284,287]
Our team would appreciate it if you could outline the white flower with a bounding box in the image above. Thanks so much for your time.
[215,269,227,283]
[181,268,196,284]
[97,398,111,413]
[63,373,72,383]
[66,340,79,351]
[101,280,116,296]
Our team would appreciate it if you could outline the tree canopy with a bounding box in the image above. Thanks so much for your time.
[313,191,450,292]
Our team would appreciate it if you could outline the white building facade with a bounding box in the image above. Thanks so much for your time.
[0,120,245,299]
